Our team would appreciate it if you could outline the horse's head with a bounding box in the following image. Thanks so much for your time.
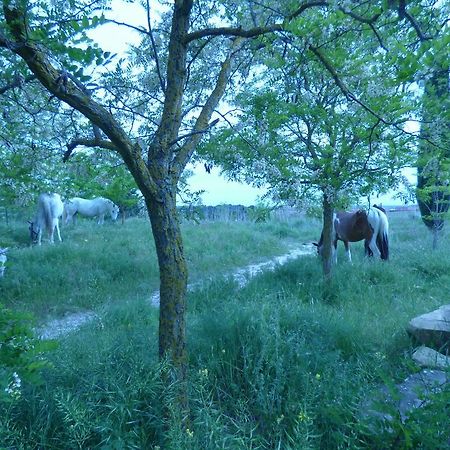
[28,220,39,244]
[312,233,324,257]
[110,203,120,221]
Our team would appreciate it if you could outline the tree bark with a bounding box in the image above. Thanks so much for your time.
[432,226,439,250]
[145,186,187,370]
[321,194,335,278]
[143,177,189,421]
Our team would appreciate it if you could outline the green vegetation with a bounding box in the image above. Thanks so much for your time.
[0,215,308,320]
[0,212,449,449]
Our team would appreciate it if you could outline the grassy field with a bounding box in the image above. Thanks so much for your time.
[0,215,310,321]
[0,211,449,449]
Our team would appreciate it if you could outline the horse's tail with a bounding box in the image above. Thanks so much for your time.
[39,194,53,233]
[375,208,389,260]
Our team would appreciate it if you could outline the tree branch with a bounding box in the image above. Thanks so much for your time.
[106,19,150,36]
[146,0,166,93]
[172,38,244,176]
[290,1,328,20]
[63,137,118,162]
[184,23,284,44]
[338,7,381,25]
[397,0,432,41]
[2,1,159,199]
[0,73,35,95]
[169,118,219,147]
[183,1,388,44]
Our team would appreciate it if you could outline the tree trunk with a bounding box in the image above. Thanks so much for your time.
[321,195,335,278]
[432,225,440,250]
[145,185,188,384]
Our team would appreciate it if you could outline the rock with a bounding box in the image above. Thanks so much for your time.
[362,369,449,427]
[407,304,450,350]
[394,369,448,422]
[412,346,450,370]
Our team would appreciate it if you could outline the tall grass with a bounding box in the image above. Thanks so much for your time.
[1,212,449,449]
[0,216,307,320]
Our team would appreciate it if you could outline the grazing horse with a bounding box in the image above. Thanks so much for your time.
[29,193,64,245]
[64,197,119,225]
[0,247,8,277]
[314,205,389,263]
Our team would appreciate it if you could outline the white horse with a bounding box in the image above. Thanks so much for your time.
[29,193,64,245]
[64,197,119,225]
[0,247,8,277]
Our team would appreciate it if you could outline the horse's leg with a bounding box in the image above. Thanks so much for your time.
[364,240,374,257]
[98,214,104,225]
[367,236,380,258]
[367,209,385,259]
[55,219,62,242]
[38,228,42,245]
[49,224,55,244]
[344,241,352,262]
[333,240,338,264]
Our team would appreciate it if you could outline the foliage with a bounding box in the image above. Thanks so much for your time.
[64,154,142,214]
[0,303,56,404]
[416,59,450,239]
[199,9,426,207]
[0,0,115,206]
[247,201,274,223]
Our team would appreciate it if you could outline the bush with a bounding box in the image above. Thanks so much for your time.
[0,304,56,403]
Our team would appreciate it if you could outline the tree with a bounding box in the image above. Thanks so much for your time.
[0,0,305,392]
[1,0,447,396]
[199,16,418,276]
[416,60,450,249]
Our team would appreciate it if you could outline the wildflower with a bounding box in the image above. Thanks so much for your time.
[186,428,194,438]
[315,373,321,380]
[4,372,22,400]
[276,414,284,424]
[199,368,208,378]
[297,410,310,422]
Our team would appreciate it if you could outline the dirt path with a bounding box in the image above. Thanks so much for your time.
[37,244,314,339]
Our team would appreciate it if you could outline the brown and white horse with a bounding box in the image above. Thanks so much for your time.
[314,205,389,263]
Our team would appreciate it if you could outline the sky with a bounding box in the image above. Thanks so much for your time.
[186,164,267,206]
[89,1,419,207]
[187,164,417,207]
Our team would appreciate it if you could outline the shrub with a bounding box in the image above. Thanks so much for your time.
[0,303,56,402]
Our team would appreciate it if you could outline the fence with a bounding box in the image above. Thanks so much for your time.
[178,204,303,222]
